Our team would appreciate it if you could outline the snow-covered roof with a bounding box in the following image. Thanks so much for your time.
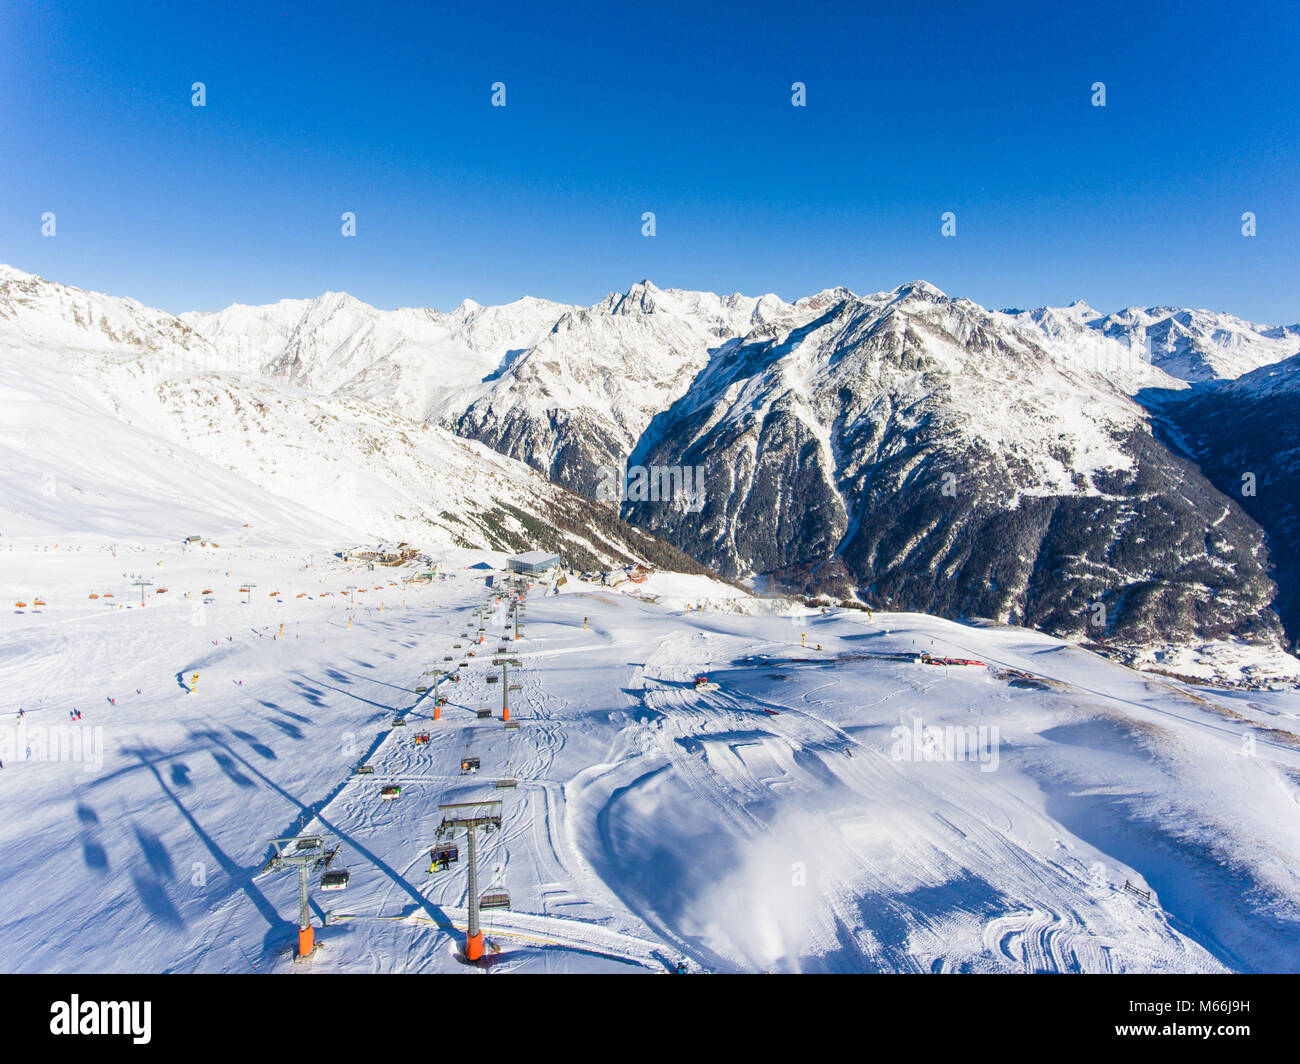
[509,550,560,566]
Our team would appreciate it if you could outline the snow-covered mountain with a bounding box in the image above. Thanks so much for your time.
[176,276,839,496]
[179,290,572,421]
[445,281,818,495]
[0,263,218,366]
[0,267,711,574]
[1082,305,1300,383]
[444,282,1300,504]
[622,283,1289,657]
[6,262,1299,664]
[1144,351,1300,653]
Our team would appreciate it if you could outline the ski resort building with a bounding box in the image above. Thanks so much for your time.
[507,550,561,575]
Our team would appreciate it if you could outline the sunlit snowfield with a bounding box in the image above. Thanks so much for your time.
[3,539,1299,974]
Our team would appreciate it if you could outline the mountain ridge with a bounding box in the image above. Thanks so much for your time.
[5,262,1298,666]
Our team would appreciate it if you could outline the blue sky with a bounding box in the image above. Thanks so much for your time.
[3,0,1298,321]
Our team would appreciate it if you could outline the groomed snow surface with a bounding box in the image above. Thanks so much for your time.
[3,539,1299,973]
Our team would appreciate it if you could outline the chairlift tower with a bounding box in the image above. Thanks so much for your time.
[130,577,153,606]
[242,582,257,605]
[436,800,503,962]
[264,833,342,959]
[430,667,449,719]
[492,657,522,721]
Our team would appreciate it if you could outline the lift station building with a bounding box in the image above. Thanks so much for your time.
[506,550,561,575]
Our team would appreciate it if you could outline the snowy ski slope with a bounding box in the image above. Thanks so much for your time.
[2,538,1298,973]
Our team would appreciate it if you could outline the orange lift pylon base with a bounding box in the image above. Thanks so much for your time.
[298,925,315,958]
[465,930,484,961]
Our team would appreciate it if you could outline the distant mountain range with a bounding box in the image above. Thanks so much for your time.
[3,263,1297,663]
[0,265,711,576]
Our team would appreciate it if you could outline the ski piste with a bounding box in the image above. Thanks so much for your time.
[3,534,1299,973]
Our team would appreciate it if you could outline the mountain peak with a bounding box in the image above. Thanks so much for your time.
[310,290,367,312]
[604,280,661,316]
[1062,299,1102,323]
[0,263,40,283]
[890,280,946,301]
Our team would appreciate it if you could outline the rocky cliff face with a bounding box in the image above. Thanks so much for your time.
[1143,352,1300,652]
[621,285,1286,652]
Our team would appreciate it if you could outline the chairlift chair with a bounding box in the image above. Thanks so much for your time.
[429,843,459,872]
